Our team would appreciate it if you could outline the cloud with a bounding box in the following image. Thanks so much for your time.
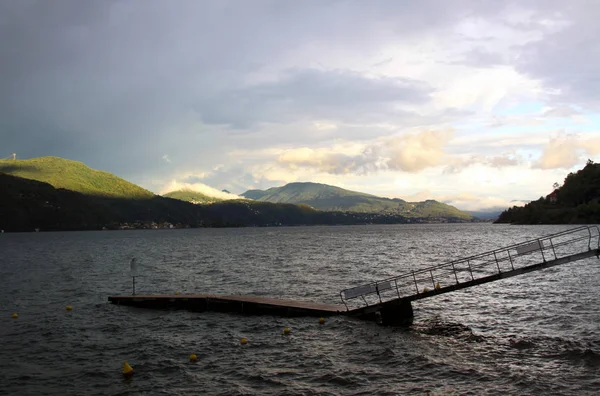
[397,190,527,211]
[533,135,600,169]
[580,137,600,156]
[444,153,523,173]
[442,193,528,212]
[432,66,544,112]
[195,68,433,127]
[159,180,241,200]
[276,129,453,174]
[277,145,382,175]
[1,0,600,211]
[387,130,452,172]
[542,106,581,118]
[450,48,508,68]
[275,128,546,176]
[514,2,600,108]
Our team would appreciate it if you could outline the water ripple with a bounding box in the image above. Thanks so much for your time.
[0,224,599,395]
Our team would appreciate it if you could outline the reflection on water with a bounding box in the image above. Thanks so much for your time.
[1,224,599,395]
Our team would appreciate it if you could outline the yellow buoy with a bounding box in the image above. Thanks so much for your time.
[66,305,73,311]
[319,317,325,325]
[175,292,180,295]
[189,353,197,362]
[12,313,18,319]
[283,327,291,335]
[240,337,248,345]
[122,361,134,377]
[423,287,429,293]
[435,282,441,290]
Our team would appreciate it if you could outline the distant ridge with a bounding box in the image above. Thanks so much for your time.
[242,182,472,220]
[0,156,475,231]
[0,172,423,232]
[0,156,153,199]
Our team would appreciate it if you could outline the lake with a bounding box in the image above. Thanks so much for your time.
[1,224,599,395]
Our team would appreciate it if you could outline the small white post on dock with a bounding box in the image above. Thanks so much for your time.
[130,258,138,295]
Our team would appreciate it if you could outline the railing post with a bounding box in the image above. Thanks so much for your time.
[394,279,401,299]
[493,251,501,274]
[507,249,515,270]
[549,238,557,260]
[539,239,546,262]
[467,260,474,281]
[361,296,369,306]
[376,283,382,303]
[451,262,459,284]
[412,271,419,294]
[340,292,349,311]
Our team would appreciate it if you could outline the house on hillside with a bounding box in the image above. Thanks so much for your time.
[546,190,558,204]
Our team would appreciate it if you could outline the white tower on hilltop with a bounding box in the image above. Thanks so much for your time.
[12,153,16,160]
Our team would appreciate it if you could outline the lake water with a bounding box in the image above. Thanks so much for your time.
[1,224,599,395]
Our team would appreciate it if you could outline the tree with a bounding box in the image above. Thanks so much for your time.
[553,182,560,190]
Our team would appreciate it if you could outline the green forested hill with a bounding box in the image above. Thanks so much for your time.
[496,160,600,224]
[241,182,472,220]
[0,156,153,199]
[163,189,223,204]
[0,173,414,231]
[0,172,204,231]
[0,156,474,231]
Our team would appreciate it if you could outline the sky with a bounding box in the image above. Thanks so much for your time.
[2,0,600,211]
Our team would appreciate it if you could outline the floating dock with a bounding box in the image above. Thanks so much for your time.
[109,226,600,325]
[108,294,345,317]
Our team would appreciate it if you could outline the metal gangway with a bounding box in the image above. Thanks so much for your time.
[340,226,600,315]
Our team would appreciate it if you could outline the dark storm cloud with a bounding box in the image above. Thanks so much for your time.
[1,0,458,176]
[512,1,600,108]
[195,69,433,127]
[0,0,578,184]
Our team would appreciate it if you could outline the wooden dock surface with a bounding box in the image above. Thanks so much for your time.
[108,294,346,317]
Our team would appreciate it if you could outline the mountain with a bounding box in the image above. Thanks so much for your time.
[466,208,505,220]
[241,182,472,220]
[495,160,600,224]
[0,156,152,199]
[0,172,414,231]
[163,189,223,204]
[0,157,419,231]
[0,172,206,231]
[0,156,475,232]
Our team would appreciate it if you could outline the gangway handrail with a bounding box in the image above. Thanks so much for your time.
[340,225,600,310]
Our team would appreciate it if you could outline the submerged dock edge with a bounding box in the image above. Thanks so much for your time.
[108,294,347,318]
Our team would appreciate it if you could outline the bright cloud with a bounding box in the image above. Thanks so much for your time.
[534,134,600,169]
[387,130,453,172]
[160,181,241,200]
[276,129,453,174]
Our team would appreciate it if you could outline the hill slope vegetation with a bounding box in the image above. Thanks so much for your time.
[1,156,476,231]
[0,173,418,232]
[242,182,472,220]
[495,160,600,224]
[0,156,153,199]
